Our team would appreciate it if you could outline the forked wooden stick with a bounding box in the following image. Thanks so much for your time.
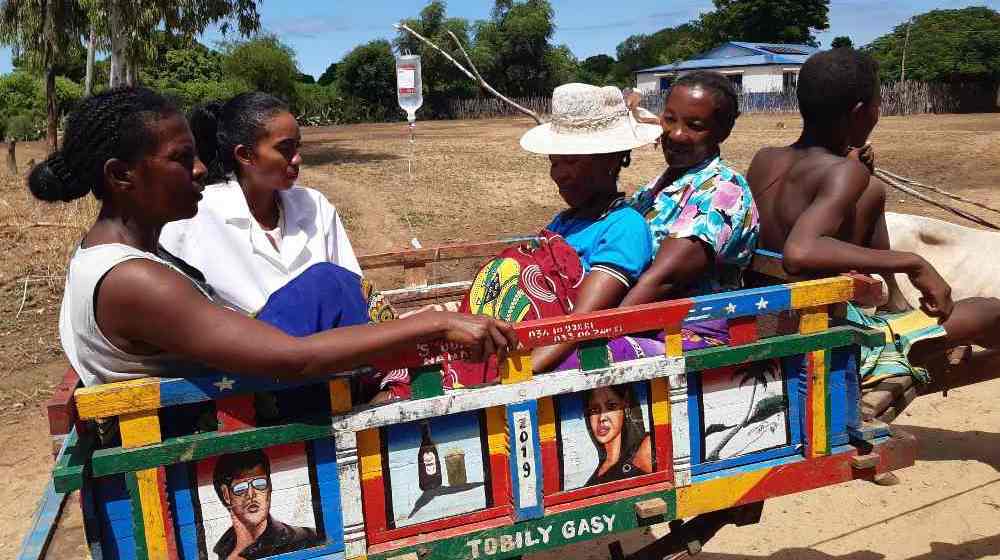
[394,22,544,124]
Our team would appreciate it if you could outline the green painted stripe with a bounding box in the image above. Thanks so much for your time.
[52,429,91,494]
[124,471,149,560]
[410,364,446,399]
[91,420,331,476]
[578,339,611,371]
[685,326,877,372]
[370,488,676,560]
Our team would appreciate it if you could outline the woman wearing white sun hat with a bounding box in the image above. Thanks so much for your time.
[449,83,665,383]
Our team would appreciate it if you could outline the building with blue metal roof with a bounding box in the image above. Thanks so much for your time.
[635,41,820,94]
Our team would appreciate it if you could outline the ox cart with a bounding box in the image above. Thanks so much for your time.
[26,241,931,560]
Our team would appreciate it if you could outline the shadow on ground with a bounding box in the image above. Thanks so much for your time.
[894,423,1000,471]
[301,141,401,166]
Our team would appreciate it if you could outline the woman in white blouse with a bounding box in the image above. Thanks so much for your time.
[160,92,360,315]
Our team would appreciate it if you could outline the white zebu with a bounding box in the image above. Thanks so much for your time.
[885,211,999,307]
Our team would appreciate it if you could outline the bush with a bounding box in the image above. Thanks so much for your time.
[221,36,300,104]
[3,113,42,142]
[158,80,251,112]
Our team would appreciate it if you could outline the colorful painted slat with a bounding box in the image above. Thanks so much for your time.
[90,419,332,477]
[507,401,544,520]
[500,351,532,385]
[216,394,255,432]
[332,355,684,433]
[800,305,831,458]
[335,431,368,559]
[649,377,673,481]
[486,406,512,509]
[46,367,80,438]
[52,427,90,493]
[536,397,560,496]
[16,481,68,560]
[410,365,445,399]
[668,373,692,488]
[359,428,389,540]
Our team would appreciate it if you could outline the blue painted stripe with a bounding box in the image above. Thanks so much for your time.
[691,442,866,483]
[827,348,851,445]
[685,285,792,323]
[507,401,545,521]
[312,438,345,552]
[686,372,703,466]
[97,474,136,560]
[166,464,200,559]
[265,543,347,560]
[79,483,106,560]
[692,444,800,475]
[16,481,67,560]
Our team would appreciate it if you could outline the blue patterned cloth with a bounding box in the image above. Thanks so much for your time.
[629,156,759,295]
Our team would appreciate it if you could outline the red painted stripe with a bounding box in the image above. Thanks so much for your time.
[726,316,758,346]
[543,471,670,507]
[654,423,673,482]
[373,300,695,370]
[546,480,674,515]
[541,440,560,495]
[156,467,179,560]
[367,505,512,545]
[368,510,516,554]
[361,475,389,540]
[216,394,256,432]
[489,451,511,508]
[47,367,80,437]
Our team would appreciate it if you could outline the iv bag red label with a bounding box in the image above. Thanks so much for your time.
[397,65,416,94]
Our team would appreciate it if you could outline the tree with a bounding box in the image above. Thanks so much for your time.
[221,35,300,102]
[80,0,262,87]
[472,0,571,97]
[297,72,315,84]
[141,35,224,87]
[336,39,397,121]
[610,23,709,85]
[577,54,615,85]
[700,0,830,47]
[394,1,476,117]
[317,62,338,86]
[830,35,853,49]
[866,7,1000,83]
[0,0,89,152]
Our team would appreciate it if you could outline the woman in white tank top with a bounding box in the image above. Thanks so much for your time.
[31,88,516,388]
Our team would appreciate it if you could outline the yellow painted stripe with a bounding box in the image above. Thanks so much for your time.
[810,350,829,457]
[119,411,162,449]
[486,406,508,456]
[676,467,772,518]
[358,429,383,481]
[500,351,533,384]
[650,378,670,426]
[329,378,352,414]
[886,309,938,333]
[538,397,556,442]
[665,325,683,357]
[798,305,830,335]
[136,468,169,560]
[74,378,161,420]
[790,277,853,309]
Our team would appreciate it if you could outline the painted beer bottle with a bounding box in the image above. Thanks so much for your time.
[418,420,443,491]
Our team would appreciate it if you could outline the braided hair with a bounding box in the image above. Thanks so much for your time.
[670,71,741,132]
[29,87,178,202]
[189,92,289,185]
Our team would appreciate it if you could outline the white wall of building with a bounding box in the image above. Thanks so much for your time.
[636,64,800,94]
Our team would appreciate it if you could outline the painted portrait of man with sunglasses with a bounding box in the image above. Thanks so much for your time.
[212,450,321,559]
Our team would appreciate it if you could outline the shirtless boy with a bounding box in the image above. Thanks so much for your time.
[746,47,1000,380]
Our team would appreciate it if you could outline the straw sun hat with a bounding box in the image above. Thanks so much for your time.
[520,83,662,155]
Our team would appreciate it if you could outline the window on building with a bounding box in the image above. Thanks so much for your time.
[783,71,798,92]
[727,74,743,91]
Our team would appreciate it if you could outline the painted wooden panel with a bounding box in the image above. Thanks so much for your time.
[668,373,692,488]
[382,411,490,529]
[334,431,366,559]
[553,382,656,493]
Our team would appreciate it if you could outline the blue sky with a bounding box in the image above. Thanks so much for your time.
[1,0,997,79]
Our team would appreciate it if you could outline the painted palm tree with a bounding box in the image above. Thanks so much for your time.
[705,360,786,462]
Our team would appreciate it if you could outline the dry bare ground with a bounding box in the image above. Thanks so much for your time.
[1,113,999,558]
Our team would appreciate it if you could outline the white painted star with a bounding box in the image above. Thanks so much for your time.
[724,302,737,314]
[755,297,769,310]
[214,376,236,391]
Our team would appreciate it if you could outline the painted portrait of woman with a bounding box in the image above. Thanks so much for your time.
[584,385,653,486]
